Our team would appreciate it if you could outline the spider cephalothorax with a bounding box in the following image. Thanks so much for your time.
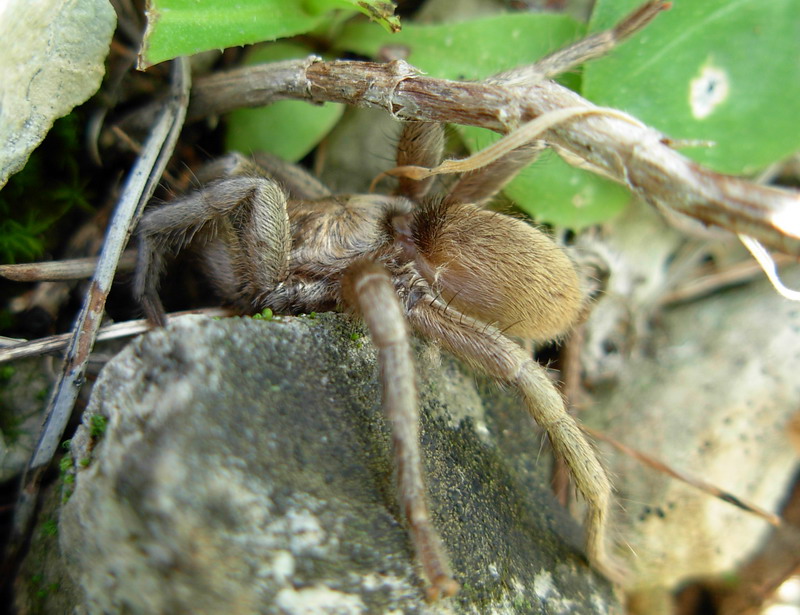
[134,117,612,599]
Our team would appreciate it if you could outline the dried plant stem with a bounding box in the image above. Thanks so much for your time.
[661,253,796,305]
[373,106,644,188]
[0,251,137,282]
[489,0,670,84]
[25,60,189,469]
[4,59,191,581]
[159,4,799,257]
[0,308,232,364]
[583,425,783,527]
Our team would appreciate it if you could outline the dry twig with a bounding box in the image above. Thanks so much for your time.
[0,251,137,282]
[584,425,783,527]
[4,58,192,579]
[0,307,232,364]
[661,253,796,305]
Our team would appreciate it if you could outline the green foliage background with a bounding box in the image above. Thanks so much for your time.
[138,0,800,230]
[0,115,93,263]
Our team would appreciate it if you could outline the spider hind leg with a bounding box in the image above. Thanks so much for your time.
[408,298,618,580]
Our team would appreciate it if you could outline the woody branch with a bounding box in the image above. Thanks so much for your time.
[184,59,800,256]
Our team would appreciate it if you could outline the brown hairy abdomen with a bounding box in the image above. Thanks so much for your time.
[413,201,581,341]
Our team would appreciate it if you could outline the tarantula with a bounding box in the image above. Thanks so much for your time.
[129,0,682,599]
[134,117,612,598]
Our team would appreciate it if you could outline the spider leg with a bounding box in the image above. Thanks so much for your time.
[395,122,445,201]
[341,260,459,601]
[135,156,290,324]
[445,141,545,206]
[392,121,545,206]
[407,297,617,580]
[191,151,331,200]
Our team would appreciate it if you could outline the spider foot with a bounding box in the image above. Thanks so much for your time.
[425,575,460,602]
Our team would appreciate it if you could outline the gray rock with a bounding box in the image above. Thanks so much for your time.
[578,199,800,610]
[54,313,618,614]
[0,0,116,188]
[587,267,800,609]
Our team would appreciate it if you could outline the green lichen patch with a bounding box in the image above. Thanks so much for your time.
[40,519,58,538]
[251,307,274,321]
[89,414,107,439]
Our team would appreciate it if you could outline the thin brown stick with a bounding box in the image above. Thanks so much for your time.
[0,336,26,347]
[583,425,783,527]
[0,251,137,282]
[661,254,797,305]
[0,307,233,364]
[372,106,644,189]
[4,58,192,585]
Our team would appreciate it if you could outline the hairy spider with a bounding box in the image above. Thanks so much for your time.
[134,119,611,598]
[128,2,679,595]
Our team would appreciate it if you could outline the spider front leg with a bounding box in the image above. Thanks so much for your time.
[408,299,617,580]
[391,121,545,205]
[341,260,459,601]
[134,153,291,325]
[395,121,445,201]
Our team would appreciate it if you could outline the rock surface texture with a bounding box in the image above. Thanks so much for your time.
[0,0,115,187]
[589,268,800,612]
[51,313,617,614]
[578,202,800,613]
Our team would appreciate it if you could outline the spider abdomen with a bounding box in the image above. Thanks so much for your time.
[412,201,582,341]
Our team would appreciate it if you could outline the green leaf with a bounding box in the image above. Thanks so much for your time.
[225,42,344,161]
[139,0,399,68]
[458,126,630,229]
[584,0,800,175]
[340,0,400,33]
[336,13,583,80]
[503,152,631,230]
